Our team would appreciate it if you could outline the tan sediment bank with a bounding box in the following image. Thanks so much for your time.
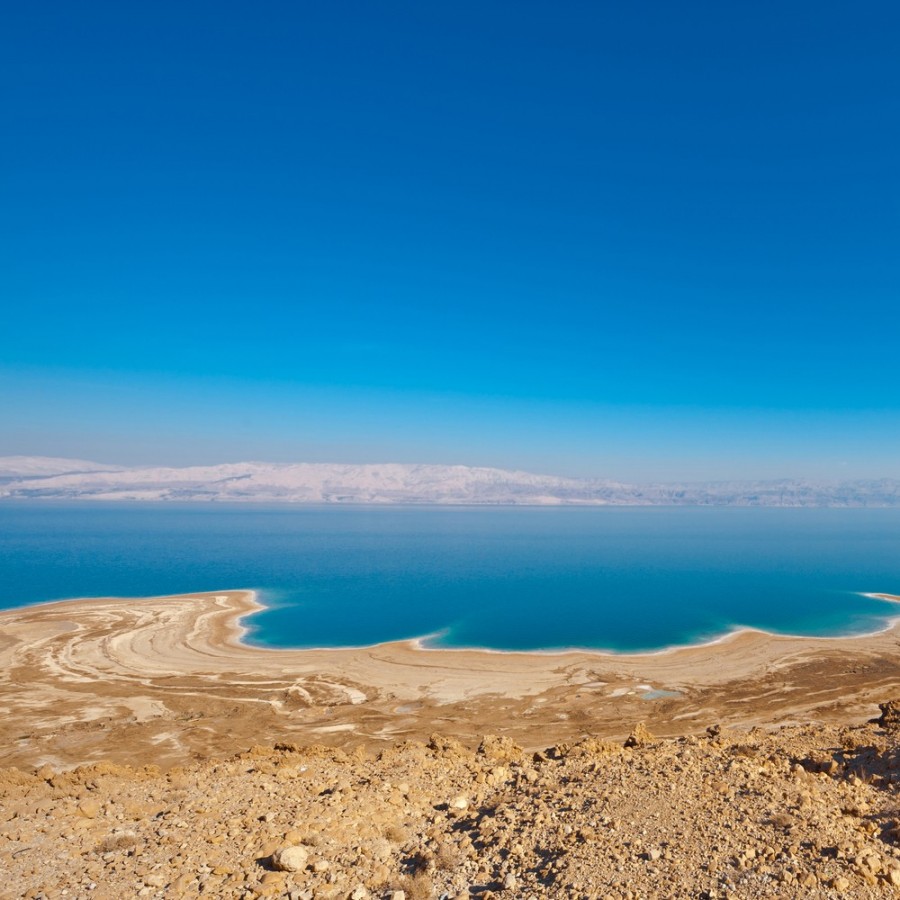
[2,589,900,770]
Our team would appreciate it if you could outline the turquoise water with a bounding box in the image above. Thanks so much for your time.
[1,502,899,653]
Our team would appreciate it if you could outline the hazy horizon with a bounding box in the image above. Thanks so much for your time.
[4,453,900,488]
[5,382,900,483]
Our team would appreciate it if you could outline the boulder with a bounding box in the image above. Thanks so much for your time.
[271,845,309,873]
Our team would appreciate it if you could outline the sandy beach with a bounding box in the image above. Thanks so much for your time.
[1,589,899,770]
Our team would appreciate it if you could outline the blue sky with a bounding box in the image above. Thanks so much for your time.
[2,2,898,480]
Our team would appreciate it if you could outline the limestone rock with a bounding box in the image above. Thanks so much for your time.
[874,700,900,731]
[624,723,654,748]
[478,735,523,763]
[271,845,309,873]
[78,798,102,819]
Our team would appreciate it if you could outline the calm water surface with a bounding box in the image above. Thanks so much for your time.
[1,502,899,653]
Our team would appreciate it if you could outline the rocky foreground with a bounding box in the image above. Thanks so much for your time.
[6,706,900,900]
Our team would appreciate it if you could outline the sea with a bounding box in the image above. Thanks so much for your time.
[1,502,899,654]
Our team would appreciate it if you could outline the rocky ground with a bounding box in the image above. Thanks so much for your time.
[6,704,900,899]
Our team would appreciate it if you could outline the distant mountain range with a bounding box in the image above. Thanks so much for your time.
[1,456,899,507]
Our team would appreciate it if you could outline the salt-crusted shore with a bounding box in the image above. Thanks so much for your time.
[2,590,900,770]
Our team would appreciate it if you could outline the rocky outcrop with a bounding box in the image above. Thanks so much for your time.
[6,709,900,898]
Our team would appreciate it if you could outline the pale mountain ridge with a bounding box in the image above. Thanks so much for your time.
[0,458,597,504]
[0,455,124,478]
[0,456,898,506]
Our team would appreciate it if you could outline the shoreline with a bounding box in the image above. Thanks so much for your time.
[8,586,900,659]
[3,588,900,770]
[408,596,900,658]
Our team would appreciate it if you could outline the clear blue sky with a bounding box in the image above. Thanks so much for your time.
[2,2,898,480]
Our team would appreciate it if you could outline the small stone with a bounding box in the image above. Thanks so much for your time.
[271,845,310,873]
[171,873,194,891]
[647,849,662,862]
[831,877,850,891]
[449,796,469,810]
[313,859,329,872]
[502,872,517,889]
[144,873,167,888]
[78,799,102,819]
[349,888,368,900]
[387,892,406,900]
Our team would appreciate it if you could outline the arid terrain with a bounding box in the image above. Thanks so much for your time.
[2,591,900,771]
[6,715,900,899]
[3,591,900,898]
